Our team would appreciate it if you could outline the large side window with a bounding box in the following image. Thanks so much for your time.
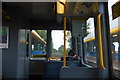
[111,32,120,76]
[83,18,97,67]
[31,30,47,59]
[108,0,120,77]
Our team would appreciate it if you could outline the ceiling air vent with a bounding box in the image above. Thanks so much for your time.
[81,2,93,8]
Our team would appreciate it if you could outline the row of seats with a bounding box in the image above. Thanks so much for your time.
[44,61,81,78]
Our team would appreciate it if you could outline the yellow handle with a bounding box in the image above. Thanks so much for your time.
[97,14,105,70]
[48,57,58,61]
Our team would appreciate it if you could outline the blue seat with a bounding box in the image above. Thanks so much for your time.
[44,61,80,78]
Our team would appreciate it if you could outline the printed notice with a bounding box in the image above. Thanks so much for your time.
[0,27,9,48]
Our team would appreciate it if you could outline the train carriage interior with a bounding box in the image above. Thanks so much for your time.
[0,0,120,80]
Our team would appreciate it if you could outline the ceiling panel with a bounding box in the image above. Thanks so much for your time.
[4,2,56,20]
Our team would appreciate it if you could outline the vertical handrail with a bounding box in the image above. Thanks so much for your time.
[63,16,66,67]
[97,14,105,70]
[63,2,67,67]
[56,0,67,67]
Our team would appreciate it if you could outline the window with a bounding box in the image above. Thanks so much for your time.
[109,0,120,77]
[112,1,120,19]
[83,18,97,67]
[51,30,72,60]
[31,30,47,59]
[111,34,120,76]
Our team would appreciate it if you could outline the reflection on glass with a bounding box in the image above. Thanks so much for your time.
[111,34,120,76]
[83,18,97,67]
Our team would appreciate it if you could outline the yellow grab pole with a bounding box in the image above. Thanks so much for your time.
[63,16,67,67]
[63,3,67,67]
[57,0,67,67]
[97,14,105,70]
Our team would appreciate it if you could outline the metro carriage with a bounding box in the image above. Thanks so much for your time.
[1,0,120,80]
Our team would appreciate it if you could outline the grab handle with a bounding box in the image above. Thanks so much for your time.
[97,14,105,70]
